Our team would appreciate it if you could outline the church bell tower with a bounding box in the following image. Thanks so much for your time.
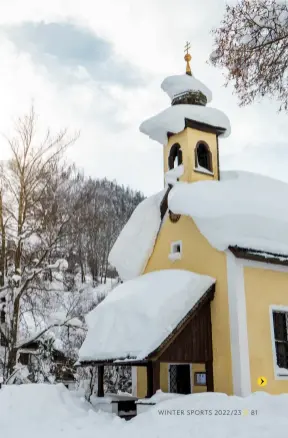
[140,42,230,187]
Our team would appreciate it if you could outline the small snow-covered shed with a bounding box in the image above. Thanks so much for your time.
[79,270,215,398]
[17,338,76,389]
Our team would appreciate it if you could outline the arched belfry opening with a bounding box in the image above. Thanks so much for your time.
[168,143,183,169]
[195,142,213,172]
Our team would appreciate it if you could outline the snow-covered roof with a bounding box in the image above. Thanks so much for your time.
[78,269,215,362]
[109,170,288,275]
[139,69,230,144]
[139,104,231,144]
[161,74,212,103]
[169,170,288,255]
[108,190,165,281]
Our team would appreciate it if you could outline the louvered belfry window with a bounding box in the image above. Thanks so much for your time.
[273,311,288,369]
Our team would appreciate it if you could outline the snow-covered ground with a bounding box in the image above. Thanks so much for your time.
[0,384,122,438]
[0,384,287,438]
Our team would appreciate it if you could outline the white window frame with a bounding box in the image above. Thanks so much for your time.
[168,363,193,393]
[168,241,182,261]
[269,305,288,380]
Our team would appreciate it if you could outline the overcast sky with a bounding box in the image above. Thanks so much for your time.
[0,0,287,196]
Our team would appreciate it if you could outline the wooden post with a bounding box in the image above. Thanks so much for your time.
[146,361,160,398]
[205,360,214,392]
[97,365,104,397]
[153,361,160,394]
[146,362,153,398]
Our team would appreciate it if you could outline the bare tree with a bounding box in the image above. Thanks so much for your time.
[210,0,288,110]
[0,106,82,376]
[0,106,144,388]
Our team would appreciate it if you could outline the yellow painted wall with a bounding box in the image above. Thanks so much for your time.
[160,363,169,392]
[143,215,233,395]
[136,127,231,396]
[137,367,147,399]
[244,266,288,394]
[136,363,207,397]
[136,363,169,398]
[163,128,219,183]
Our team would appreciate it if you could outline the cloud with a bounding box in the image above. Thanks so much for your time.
[0,31,163,196]
[0,0,287,197]
[221,142,288,183]
[1,21,144,88]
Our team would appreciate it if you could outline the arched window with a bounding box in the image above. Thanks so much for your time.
[168,143,183,170]
[195,142,213,172]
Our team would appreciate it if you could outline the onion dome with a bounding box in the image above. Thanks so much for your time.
[161,44,212,106]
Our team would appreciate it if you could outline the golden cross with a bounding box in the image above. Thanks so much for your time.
[184,41,192,75]
[184,41,191,55]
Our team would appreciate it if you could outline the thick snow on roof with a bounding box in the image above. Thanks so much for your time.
[169,170,288,255]
[108,191,165,281]
[161,74,212,103]
[140,104,231,144]
[79,269,215,362]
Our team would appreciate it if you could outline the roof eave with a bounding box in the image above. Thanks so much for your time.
[185,118,226,136]
[229,245,288,266]
[77,359,149,367]
[167,118,226,139]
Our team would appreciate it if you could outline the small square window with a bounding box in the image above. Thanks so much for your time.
[169,241,182,261]
[173,243,181,253]
[194,372,206,386]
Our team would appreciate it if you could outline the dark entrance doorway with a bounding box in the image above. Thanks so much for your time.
[169,364,191,394]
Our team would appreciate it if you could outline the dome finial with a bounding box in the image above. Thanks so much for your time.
[184,41,192,76]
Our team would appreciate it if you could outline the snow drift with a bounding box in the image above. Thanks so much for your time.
[1,384,288,438]
[0,384,121,438]
[130,391,288,438]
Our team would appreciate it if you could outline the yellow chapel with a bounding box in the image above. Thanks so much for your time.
[79,45,288,411]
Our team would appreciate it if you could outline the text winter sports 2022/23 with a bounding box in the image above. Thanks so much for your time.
[0,384,287,438]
